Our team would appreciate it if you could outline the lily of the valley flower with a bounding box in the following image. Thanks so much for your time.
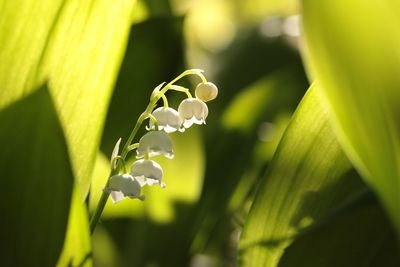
[178,98,208,128]
[107,174,145,203]
[136,131,174,159]
[195,82,218,102]
[147,107,184,133]
[131,159,165,188]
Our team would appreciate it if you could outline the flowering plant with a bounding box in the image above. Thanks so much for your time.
[90,69,218,233]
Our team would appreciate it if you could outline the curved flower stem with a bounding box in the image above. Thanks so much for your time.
[90,113,147,234]
[127,143,139,152]
[89,69,206,234]
[161,94,169,107]
[169,85,193,98]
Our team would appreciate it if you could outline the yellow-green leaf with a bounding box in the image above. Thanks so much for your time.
[239,85,365,266]
[0,86,73,266]
[301,0,400,232]
[0,0,136,198]
[279,196,399,267]
[57,187,92,267]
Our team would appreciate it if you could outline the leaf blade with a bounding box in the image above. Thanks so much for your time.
[0,86,74,266]
[0,0,136,197]
[239,85,365,266]
[301,0,400,232]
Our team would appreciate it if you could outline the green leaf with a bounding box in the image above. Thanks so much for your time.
[239,85,366,266]
[191,66,307,255]
[0,0,136,197]
[301,0,400,232]
[57,187,92,267]
[0,86,73,266]
[278,194,400,267]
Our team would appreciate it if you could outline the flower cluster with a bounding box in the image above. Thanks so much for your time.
[105,73,218,203]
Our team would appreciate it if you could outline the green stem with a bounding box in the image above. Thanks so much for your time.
[127,143,139,152]
[161,94,169,107]
[89,114,147,234]
[89,182,111,234]
[169,85,193,98]
[89,69,206,234]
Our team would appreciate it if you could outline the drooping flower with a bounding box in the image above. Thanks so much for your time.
[178,98,208,128]
[107,174,145,203]
[131,159,165,188]
[136,131,174,159]
[147,107,184,133]
[195,82,218,102]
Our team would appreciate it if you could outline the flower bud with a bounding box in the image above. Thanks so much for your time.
[195,82,218,102]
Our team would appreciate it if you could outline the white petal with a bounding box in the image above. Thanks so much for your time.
[178,99,194,120]
[131,159,165,187]
[163,125,177,133]
[110,191,125,203]
[134,175,147,187]
[108,174,144,200]
[183,120,194,128]
[137,131,174,159]
[108,174,132,191]
[122,177,142,197]
[131,159,163,180]
[193,100,208,121]
[178,98,208,128]
[146,179,161,186]
[150,107,183,133]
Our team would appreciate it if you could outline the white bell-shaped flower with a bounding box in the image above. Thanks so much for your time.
[136,131,174,159]
[107,174,145,203]
[178,98,208,128]
[195,82,218,102]
[131,159,165,188]
[147,107,184,133]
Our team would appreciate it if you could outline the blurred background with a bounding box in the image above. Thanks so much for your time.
[2,0,399,266]
[90,0,308,266]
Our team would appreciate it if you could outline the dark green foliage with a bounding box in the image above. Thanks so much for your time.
[0,86,73,267]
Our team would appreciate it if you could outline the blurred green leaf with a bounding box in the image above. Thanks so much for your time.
[182,30,309,261]
[0,86,73,266]
[215,29,306,108]
[190,67,307,256]
[301,0,400,232]
[0,0,136,198]
[239,85,367,266]
[230,0,298,22]
[278,192,400,267]
[57,187,92,267]
[92,225,121,267]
